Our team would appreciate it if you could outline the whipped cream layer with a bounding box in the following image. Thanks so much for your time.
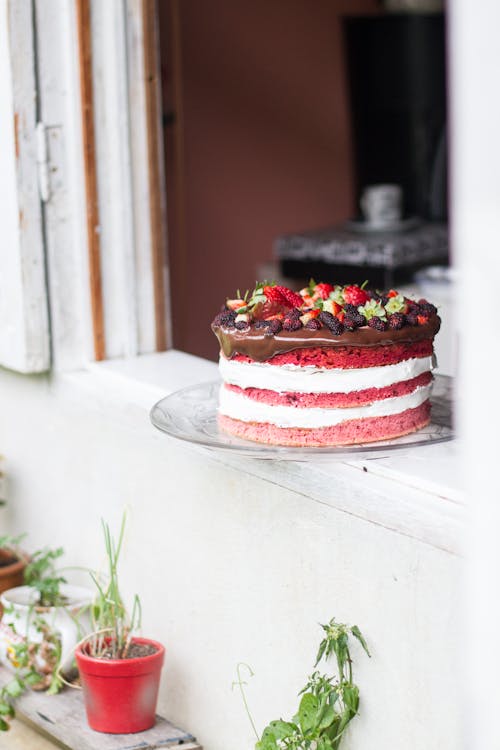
[219,356,433,394]
[219,383,433,428]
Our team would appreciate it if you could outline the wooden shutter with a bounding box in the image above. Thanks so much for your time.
[0,0,50,373]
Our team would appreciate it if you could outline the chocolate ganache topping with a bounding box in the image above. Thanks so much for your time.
[212,316,441,361]
[211,280,441,362]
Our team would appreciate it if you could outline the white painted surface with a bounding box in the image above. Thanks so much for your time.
[0,0,50,373]
[126,0,159,354]
[34,0,94,371]
[90,0,168,358]
[0,350,461,749]
[449,2,500,748]
[91,0,138,359]
[8,0,168,372]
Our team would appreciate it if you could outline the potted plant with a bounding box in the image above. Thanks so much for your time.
[0,545,93,730]
[0,535,28,613]
[75,517,165,734]
[235,617,370,750]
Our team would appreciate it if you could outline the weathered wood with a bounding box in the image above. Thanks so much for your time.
[0,0,50,373]
[76,0,106,361]
[0,666,201,749]
[142,0,169,352]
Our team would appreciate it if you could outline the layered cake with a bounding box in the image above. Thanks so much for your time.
[211,281,440,446]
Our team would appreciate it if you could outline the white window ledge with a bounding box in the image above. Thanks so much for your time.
[60,350,463,555]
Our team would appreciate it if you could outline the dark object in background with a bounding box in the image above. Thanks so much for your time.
[343,13,447,221]
[275,221,448,288]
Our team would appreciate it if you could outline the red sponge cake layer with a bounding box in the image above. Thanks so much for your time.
[219,401,431,447]
[224,371,432,409]
[233,340,433,369]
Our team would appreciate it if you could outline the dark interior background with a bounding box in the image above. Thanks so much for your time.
[159,1,446,361]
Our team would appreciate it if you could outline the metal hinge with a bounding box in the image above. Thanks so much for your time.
[36,122,50,203]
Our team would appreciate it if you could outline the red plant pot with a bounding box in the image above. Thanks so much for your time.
[75,637,165,734]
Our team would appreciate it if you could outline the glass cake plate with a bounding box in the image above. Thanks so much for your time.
[150,374,454,461]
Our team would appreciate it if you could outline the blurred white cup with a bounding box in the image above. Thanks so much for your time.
[360,184,403,227]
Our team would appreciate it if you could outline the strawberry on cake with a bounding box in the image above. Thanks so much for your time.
[211,280,441,447]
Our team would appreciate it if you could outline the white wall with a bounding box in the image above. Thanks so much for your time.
[0,365,461,750]
[449,2,500,747]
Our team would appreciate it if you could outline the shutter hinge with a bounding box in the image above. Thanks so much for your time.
[36,122,50,203]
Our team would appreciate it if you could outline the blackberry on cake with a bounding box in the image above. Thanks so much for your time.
[211,280,441,447]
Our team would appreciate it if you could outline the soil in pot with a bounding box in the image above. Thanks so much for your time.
[98,641,157,660]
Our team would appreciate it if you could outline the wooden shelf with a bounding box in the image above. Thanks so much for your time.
[0,666,201,750]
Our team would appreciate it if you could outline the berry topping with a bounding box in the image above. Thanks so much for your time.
[268,319,283,334]
[321,299,343,316]
[212,309,237,327]
[314,282,334,300]
[275,286,303,308]
[329,317,345,335]
[318,311,344,335]
[343,310,366,330]
[263,285,286,304]
[405,312,419,326]
[368,316,387,331]
[283,317,303,331]
[388,313,405,330]
[343,285,370,306]
[226,298,248,312]
[317,311,335,326]
[305,318,322,330]
[213,281,438,339]
[418,300,438,316]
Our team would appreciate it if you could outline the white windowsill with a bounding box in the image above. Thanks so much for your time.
[60,350,463,555]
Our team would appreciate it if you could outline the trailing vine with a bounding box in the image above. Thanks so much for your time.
[235,617,370,750]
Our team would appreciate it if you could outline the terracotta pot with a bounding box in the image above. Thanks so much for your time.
[75,637,165,734]
[0,549,26,616]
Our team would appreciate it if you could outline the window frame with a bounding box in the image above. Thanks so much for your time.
[0,0,170,374]
[0,0,50,374]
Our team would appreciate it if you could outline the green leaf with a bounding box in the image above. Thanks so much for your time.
[334,704,355,742]
[350,625,371,657]
[0,716,10,731]
[342,684,359,714]
[255,739,277,750]
[24,672,43,687]
[308,278,317,294]
[298,692,319,735]
[315,637,327,666]
[5,679,24,698]
[256,728,279,750]
[316,703,336,731]
[267,720,296,740]
[317,737,334,750]
[0,702,15,717]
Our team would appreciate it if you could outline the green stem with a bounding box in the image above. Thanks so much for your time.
[232,662,259,741]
